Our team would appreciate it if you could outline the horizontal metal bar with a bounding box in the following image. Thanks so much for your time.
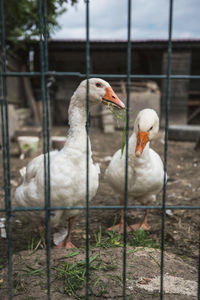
[91,74,200,80]
[1,71,200,80]
[1,72,41,77]
[0,205,200,213]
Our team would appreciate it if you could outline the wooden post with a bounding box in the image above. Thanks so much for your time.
[161,51,191,126]
[21,65,41,126]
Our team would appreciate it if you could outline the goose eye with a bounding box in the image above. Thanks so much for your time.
[149,126,153,131]
[96,82,102,88]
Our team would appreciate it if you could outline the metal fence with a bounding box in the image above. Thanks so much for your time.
[0,0,200,299]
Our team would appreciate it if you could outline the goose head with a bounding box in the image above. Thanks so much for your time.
[75,78,125,109]
[134,109,159,157]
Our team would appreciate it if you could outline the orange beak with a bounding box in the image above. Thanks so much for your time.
[102,86,125,109]
[135,130,149,157]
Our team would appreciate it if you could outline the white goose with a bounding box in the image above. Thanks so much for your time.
[105,109,164,232]
[15,78,125,248]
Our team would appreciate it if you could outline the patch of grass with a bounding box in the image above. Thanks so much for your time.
[94,226,123,248]
[34,257,41,265]
[105,230,123,247]
[107,104,127,155]
[101,260,117,272]
[94,226,159,249]
[129,228,160,249]
[13,278,26,294]
[23,265,44,277]
[55,254,99,299]
[91,278,108,298]
[110,274,123,286]
[127,247,145,254]
[65,250,80,259]
[27,237,42,252]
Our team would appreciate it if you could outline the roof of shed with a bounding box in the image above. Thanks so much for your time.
[47,38,200,50]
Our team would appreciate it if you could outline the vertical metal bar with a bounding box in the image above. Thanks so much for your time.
[0,0,13,299]
[85,0,90,299]
[123,0,132,299]
[43,0,51,299]
[38,0,51,299]
[160,0,173,299]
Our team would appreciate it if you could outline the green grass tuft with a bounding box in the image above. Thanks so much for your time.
[27,237,42,252]
[55,254,99,299]
[94,226,159,249]
[129,228,160,248]
[106,104,127,155]
[23,265,44,277]
[94,225,123,248]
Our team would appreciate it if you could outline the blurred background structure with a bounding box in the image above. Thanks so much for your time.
[1,39,200,144]
[1,0,200,146]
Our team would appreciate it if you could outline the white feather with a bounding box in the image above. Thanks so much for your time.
[19,166,26,178]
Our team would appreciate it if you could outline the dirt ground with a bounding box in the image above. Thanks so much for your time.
[0,126,200,299]
[0,247,198,299]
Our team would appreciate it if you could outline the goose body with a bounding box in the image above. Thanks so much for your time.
[106,135,164,198]
[16,139,99,226]
[15,78,125,247]
[105,109,164,231]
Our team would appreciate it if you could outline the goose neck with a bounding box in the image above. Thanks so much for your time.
[68,94,87,128]
[63,93,88,151]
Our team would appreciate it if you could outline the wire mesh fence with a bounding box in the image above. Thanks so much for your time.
[0,0,200,299]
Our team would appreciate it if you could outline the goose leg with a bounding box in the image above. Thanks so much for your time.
[38,225,46,248]
[108,199,132,233]
[56,216,76,248]
[130,209,151,231]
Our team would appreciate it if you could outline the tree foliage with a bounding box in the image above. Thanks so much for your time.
[3,0,78,44]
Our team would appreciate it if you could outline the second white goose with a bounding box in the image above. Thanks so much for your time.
[105,108,165,232]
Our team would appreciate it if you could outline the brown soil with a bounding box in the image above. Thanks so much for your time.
[0,127,200,299]
[0,247,198,299]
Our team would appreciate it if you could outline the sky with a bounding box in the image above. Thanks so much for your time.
[52,0,200,41]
